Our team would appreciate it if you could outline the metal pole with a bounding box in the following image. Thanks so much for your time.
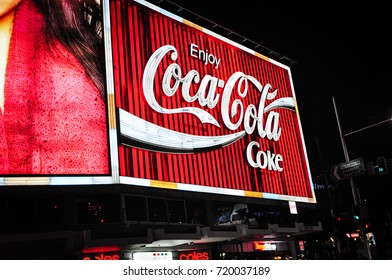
[332,96,372,260]
[332,97,359,204]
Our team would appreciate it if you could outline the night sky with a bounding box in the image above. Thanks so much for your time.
[149,0,392,221]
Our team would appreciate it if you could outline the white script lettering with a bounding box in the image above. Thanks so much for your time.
[142,45,295,171]
[246,141,283,171]
[190,43,221,69]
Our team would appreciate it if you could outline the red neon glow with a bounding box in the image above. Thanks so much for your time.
[81,246,121,254]
[111,0,314,200]
[179,251,210,260]
[83,254,120,260]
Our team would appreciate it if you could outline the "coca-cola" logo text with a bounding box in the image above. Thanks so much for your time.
[134,44,296,171]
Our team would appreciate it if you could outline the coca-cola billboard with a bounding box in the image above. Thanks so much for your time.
[112,0,316,203]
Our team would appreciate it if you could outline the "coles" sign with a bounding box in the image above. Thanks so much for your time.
[178,250,210,260]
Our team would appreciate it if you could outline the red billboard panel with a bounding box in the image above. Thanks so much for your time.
[112,0,315,203]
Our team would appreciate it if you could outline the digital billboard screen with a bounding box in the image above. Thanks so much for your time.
[112,0,316,203]
[0,0,113,184]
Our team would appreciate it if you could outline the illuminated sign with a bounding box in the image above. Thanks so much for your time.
[298,241,305,251]
[254,242,277,251]
[111,0,315,203]
[346,233,360,238]
[1,0,315,200]
[82,253,121,260]
[178,250,210,260]
[81,247,122,260]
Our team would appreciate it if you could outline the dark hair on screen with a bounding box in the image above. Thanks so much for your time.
[34,0,105,99]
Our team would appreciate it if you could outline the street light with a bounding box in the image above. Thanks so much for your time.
[332,96,392,260]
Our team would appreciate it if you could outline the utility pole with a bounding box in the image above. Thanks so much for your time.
[332,96,372,260]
